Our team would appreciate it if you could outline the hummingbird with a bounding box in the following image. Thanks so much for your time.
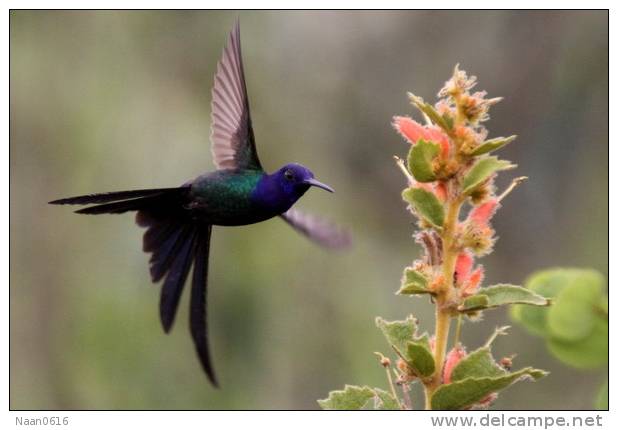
[49,22,350,386]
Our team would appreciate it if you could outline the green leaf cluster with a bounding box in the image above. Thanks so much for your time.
[510,268,608,370]
[431,345,547,410]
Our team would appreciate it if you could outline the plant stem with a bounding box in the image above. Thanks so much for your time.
[424,194,463,410]
[385,366,404,410]
[401,382,413,410]
[453,314,463,346]
[425,308,451,409]
[498,176,528,202]
[394,156,414,184]
[423,380,433,410]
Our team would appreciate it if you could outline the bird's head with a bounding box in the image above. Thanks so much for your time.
[253,163,334,214]
[274,163,334,197]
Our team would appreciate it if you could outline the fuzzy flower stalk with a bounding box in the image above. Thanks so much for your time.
[319,66,550,411]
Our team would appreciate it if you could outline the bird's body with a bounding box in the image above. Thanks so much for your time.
[189,169,268,225]
[187,165,323,226]
[49,21,349,386]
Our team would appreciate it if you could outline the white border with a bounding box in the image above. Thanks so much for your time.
[3,4,613,429]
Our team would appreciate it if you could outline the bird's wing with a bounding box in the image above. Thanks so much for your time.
[280,208,352,249]
[189,224,218,386]
[210,21,262,171]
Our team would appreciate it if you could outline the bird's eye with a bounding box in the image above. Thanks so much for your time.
[284,169,294,181]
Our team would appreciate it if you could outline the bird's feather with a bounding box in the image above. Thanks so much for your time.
[74,197,159,215]
[137,203,218,384]
[142,218,181,253]
[190,225,218,386]
[280,208,352,249]
[210,20,262,171]
[49,187,190,215]
[48,188,180,205]
[159,226,197,332]
[149,225,192,283]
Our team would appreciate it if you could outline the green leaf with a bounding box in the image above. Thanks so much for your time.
[462,156,515,195]
[373,388,400,410]
[317,385,374,410]
[450,347,506,381]
[375,316,418,356]
[415,332,432,351]
[511,268,605,337]
[510,268,608,370]
[459,295,489,312]
[431,368,547,410]
[460,285,550,312]
[511,268,576,337]
[470,135,517,156]
[408,93,452,132]
[398,284,434,295]
[596,380,608,410]
[599,295,608,315]
[547,315,608,369]
[546,270,604,342]
[397,267,433,295]
[442,113,454,130]
[596,295,609,316]
[407,139,440,182]
[406,341,435,377]
[402,187,444,227]
[402,267,429,288]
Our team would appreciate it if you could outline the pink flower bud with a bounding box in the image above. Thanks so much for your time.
[454,251,474,287]
[416,182,433,193]
[393,116,451,159]
[426,126,450,159]
[392,116,426,144]
[462,266,484,297]
[434,182,448,202]
[469,199,499,226]
[443,345,467,384]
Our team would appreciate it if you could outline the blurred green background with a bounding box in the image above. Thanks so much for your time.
[10,10,607,410]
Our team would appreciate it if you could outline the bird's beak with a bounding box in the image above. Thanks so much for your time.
[304,178,335,193]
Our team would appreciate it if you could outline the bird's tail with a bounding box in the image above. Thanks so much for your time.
[49,187,189,215]
[50,186,218,385]
[135,198,218,386]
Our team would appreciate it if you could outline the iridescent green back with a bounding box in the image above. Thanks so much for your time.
[189,170,265,225]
